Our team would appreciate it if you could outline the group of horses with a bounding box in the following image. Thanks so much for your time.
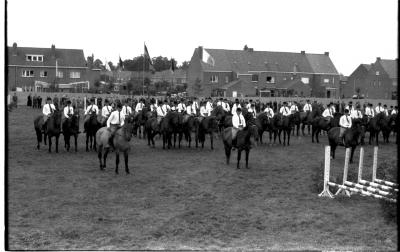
[32,104,398,173]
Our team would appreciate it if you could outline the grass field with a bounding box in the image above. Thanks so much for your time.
[7,106,397,250]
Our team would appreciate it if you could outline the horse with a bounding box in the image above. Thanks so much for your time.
[222,123,259,169]
[380,114,396,144]
[62,112,80,152]
[367,112,386,146]
[34,110,62,153]
[299,110,315,135]
[311,113,341,143]
[256,112,269,144]
[182,115,199,148]
[328,120,365,164]
[291,111,301,136]
[144,112,160,148]
[84,112,101,151]
[211,106,227,134]
[173,112,184,148]
[133,107,149,139]
[96,115,135,174]
[160,111,180,149]
[198,115,219,149]
[278,114,295,146]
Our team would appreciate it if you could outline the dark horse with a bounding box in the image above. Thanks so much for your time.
[96,115,135,174]
[144,111,160,148]
[212,106,228,134]
[291,111,302,136]
[256,112,270,144]
[84,112,101,151]
[311,113,341,143]
[34,110,62,152]
[62,112,80,152]
[161,111,180,149]
[300,110,315,135]
[278,114,295,146]
[182,115,199,148]
[367,112,386,146]
[222,122,259,169]
[328,120,365,163]
[133,107,149,138]
[198,115,219,149]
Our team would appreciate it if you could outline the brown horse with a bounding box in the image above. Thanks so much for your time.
[311,113,341,143]
[182,115,199,148]
[367,113,386,146]
[328,120,365,163]
[160,111,180,149]
[62,112,80,152]
[222,124,259,169]
[256,112,269,144]
[84,112,101,151]
[198,115,219,149]
[34,110,62,153]
[96,115,135,174]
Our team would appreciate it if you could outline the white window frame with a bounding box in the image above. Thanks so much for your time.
[376,71,380,76]
[22,70,34,77]
[26,54,44,62]
[70,71,81,79]
[210,75,218,83]
[57,71,64,78]
[40,71,48,77]
[251,74,259,82]
[323,78,330,83]
[266,76,275,83]
[301,77,309,84]
[225,76,229,83]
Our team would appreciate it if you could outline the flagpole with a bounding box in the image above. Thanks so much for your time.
[143,42,145,97]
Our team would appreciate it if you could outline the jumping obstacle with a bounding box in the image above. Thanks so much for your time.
[318,146,397,203]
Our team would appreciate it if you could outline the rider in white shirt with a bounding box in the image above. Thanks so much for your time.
[231,107,246,148]
[264,103,274,119]
[101,99,113,125]
[135,98,145,114]
[107,103,125,149]
[303,100,312,113]
[231,99,241,115]
[279,102,291,116]
[339,109,352,144]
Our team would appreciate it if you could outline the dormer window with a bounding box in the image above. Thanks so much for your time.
[26,54,44,62]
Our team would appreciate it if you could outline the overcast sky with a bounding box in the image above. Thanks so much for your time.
[6,0,398,75]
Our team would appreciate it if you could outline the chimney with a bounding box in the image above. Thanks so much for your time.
[376,57,381,61]
[51,44,56,58]
[301,50,305,55]
[12,42,17,56]
[324,52,329,56]
[198,46,203,60]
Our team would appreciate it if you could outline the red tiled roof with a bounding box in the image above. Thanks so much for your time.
[199,48,339,75]
[8,46,87,68]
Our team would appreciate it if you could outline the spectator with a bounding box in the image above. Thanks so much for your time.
[12,93,18,108]
[38,96,43,108]
[33,94,37,108]
[27,93,32,107]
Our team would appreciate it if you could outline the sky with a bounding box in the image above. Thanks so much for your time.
[6,0,398,76]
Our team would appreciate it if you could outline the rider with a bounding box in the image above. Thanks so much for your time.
[177,98,186,113]
[135,98,145,114]
[101,99,113,125]
[322,103,334,122]
[84,98,99,132]
[303,99,312,114]
[350,104,363,120]
[170,100,178,111]
[339,109,352,145]
[199,101,208,122]
[206,97,213,114]
[184,100,195,123]
[345,101,354,115]
[122,99,132,117]
[62,100,74,128]
[107,102,125,150]
[248,103,257,119]
[263,103,274,119]
[217,97,225,108]
[391,106,398,115]
[223,98,231,113]
[42,97,56,132]
[382,104,389,116]
[279,101,291,117]
[231,99,241,115]
[156,100,167,126]
[290,101,299,114]
[365,103,375,120]
[232,107,246,148]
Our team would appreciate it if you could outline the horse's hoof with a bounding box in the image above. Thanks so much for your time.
[126,170,130,175]
[246,166,250,169]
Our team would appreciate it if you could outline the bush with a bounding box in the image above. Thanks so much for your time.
[378,161,397,223]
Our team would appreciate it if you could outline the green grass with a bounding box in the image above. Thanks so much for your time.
[7,106,398,250]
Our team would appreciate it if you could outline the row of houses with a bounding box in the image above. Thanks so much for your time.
[6,42,397,99]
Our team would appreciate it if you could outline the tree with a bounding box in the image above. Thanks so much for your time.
[108,62,116,71]
[179,61,190,70]
[243,44,248,51]
[93,59,103,69]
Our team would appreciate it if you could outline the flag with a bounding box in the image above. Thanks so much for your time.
[144,44,155,72]
[119,56,124,70]
[202,48,215,66]
[171,58,176,72]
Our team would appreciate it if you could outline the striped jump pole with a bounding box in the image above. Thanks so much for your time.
[344,181,393,196]
[359,180,398,193]
[328,182,396,203]
[335,148,351,197]
[371,146,398,188]
[318,146,334,198]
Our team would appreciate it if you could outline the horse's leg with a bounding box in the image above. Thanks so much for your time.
[55,135,59,153]
[259,130,263,144]
[350,146,356,164]
[48,135,52,153]
[287,129,291,146]
[237,149,242,169]
[173,132,176,148]
[124,151,129,174]
[316,129,320,143]
[93,135,97,151]
[74,134,78,152]
[210,133,214,150]
[375,131,379,146]
[98,147,103,170]
[225,145,231,165]
[245,149,250,169]
[278,129,282,144]
[331,144,336,159]
[103,148,109,169]
[283,130,286,146]
[86,134,89,152]
[195,129,199,148]
[311,126,315,143]
[115,151,120,174]
[296,124,300,136]
[162,133,166,149]
[301,124,305,136]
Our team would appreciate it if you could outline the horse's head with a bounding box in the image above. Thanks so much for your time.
[257,113,269,127]
[208,116,219,132]
[212,106,225,121]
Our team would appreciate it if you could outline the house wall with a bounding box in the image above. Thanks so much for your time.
[187,48,204,96]
[344,66,369,98]
[365,61,396,99]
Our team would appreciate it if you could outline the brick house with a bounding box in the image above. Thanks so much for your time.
[7,43,100,92]
[344,58,397,99]
[187,46,340,98]
[151,69,187,87]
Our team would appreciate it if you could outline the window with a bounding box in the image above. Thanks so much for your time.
[323,78,330,83]
[225,76,229,83]
[378,81,381,87]
[252,74,259,82]
[266,76,275,83]
[282,77,287,81]
[301,77,309,84]
[40,71,47,77]
[22,70,34,77]
[210,75,218,83]
[26,54,44,62]
[376,71,380,75]
[70,71,81,79]
[57,71,64,78]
